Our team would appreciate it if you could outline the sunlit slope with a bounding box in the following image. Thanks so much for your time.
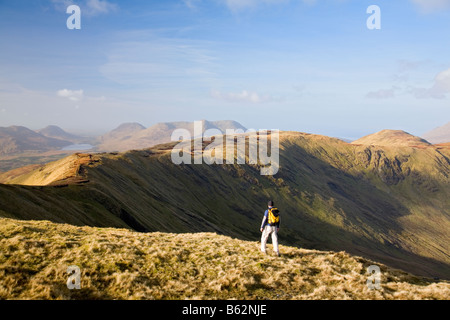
[351,129,431,147]
[3,153,99,186]
[1,131,449,279]
[0,217,448,300]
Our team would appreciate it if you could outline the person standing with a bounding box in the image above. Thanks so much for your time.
[260,200,280,256]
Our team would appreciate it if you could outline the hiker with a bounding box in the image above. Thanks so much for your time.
[260,200,280,256]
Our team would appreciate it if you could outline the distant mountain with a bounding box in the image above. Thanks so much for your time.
[351,130,431,147]
[2,131,449,279]
[0,126,71,156]
[422,122,450,144]
[96,120,247,152]
[99,122,146,142]
[37,125,86,144]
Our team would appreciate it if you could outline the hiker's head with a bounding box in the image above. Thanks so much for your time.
[268,200,274,207]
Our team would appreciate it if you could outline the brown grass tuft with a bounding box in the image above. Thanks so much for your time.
[0,217,448,300]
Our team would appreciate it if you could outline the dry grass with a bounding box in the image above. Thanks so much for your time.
[0,217,448,300]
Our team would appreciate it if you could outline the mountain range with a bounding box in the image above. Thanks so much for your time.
[0,121,247,172]
[0,120,246,156]
[1,130,449,280]
[3,120,450,159]
[95,120,247,152]
[0,126,72,156]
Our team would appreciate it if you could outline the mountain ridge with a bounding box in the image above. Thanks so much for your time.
[1,131,449,280]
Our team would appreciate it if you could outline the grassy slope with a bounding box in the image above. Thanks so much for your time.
[1,217,448,300]
[1,132,449,280]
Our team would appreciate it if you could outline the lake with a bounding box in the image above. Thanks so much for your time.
[62,144,94,151]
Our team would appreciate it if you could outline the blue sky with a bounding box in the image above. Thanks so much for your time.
[0,0,449,139]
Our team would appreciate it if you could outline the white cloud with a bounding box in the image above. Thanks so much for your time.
[56,89,108,102]
[366,87,398,100]
[211,89,275,103]
[57,89,84,101]
[410,68,450,99]
[410,0,450,12]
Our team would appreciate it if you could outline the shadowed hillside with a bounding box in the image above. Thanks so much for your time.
[0,131,449,280]
[0,217,448,300]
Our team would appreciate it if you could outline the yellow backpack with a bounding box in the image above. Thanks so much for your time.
[268,207,280,225]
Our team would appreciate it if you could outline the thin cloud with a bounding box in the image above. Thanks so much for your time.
[99,35,218,86]
[183,0,202,9]
[84,0,118,16]
[218,0,308,12]
[392,59,426,83]
[410,0,450,12]
[397,59,423,73]
[190,0,450,13]
[366,87,398,100]
[211,89,276,103]
[51,0,118,16]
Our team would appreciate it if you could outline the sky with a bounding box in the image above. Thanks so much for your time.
[0,0,449,139]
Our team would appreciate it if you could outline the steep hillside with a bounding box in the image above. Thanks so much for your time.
[0,126,71,156]
[351,130,431,147]
[423,121,450,144]
[96,120,247,152]
[0,217,448,300]
[1,131,449,280]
